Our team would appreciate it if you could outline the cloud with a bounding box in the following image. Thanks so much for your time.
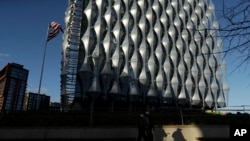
[0,53,10,61]
[27,84,48,94]
[0,53,10,57]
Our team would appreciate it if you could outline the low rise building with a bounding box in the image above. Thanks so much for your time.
[23,92,50,111]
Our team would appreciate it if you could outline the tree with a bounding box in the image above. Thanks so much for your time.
[215,0,250,73]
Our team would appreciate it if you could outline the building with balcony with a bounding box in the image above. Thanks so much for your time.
[0,63,28,112]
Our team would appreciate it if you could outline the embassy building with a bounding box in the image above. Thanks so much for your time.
[61,0,230,111]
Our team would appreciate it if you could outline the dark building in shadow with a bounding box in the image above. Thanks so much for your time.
[0,63,29,112]
[23,92,50,111]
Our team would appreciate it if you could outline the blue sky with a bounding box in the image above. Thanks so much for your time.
[0,0,249,107]
[0,0,67,102]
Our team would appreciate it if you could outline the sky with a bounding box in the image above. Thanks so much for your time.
[0,0,249,109]
[0,0,67,102]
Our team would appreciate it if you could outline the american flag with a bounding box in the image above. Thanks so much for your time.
[47,21,63,41]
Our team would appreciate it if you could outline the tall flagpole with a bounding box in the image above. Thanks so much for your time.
[36,24,50,110]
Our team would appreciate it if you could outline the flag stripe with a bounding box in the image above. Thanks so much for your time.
[47,21,63,41]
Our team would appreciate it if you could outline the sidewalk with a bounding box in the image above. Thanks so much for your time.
[0,125,229,140]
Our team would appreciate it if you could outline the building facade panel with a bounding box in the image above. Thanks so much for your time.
[61,0,230,111]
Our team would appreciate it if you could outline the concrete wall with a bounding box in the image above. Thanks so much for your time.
[0,125,229,140]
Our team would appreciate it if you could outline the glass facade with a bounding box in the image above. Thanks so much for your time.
[0,63,28,112]
[61,0,230,111]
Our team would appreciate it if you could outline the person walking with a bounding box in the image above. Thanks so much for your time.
[137,113,147,141]
[145,111,154,141]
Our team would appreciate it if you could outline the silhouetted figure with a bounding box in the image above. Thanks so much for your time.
[137,113,147,141]
[172,128,186,141]
[155,128,168,141]
[145,111,154,141]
